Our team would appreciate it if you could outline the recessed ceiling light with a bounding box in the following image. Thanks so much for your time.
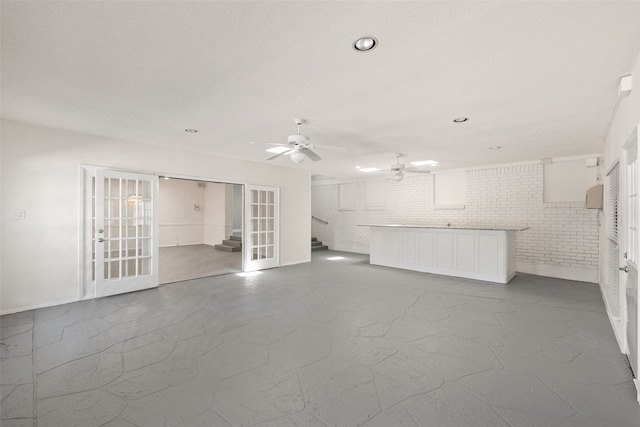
[266,146,291,154]
[453,117,468,123]
[358,167,383,172]
[354,37,377,52]
[410,160,439,167]
[489,146,501,150]
[185,128,198,133]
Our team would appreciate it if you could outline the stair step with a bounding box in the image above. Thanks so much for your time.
[311,240,324,246]
[229,235,242,242]
[311,237,318,242]
[222,239,242,247]
[215,244,241,252]
[311,245,329,251]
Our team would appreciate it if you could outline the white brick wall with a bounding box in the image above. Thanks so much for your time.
[312,164,599,279]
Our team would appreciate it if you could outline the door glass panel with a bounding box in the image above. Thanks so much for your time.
[246,186,278,271]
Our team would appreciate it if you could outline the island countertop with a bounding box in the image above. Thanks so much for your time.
[366,225,523,283]
[358,224,530,232]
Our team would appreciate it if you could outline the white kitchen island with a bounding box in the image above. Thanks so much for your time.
[363,224,528,284]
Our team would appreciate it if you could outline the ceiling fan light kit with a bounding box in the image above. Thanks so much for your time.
[259,118,345,164]
[290,151,306,163]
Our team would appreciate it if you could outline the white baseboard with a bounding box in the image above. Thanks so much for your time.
[516,262,598,283]
[1,297,79,316]
[599,284,627,353]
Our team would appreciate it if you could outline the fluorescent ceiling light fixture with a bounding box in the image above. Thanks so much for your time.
[185,128,198,133]
[354,37,377,51]
[266,146,291,154]
[358,167,383,172]
[236,271,263,277]
[410,160,439,167]
[327,256,346,260]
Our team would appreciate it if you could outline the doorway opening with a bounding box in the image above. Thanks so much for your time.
[158,177,244,284]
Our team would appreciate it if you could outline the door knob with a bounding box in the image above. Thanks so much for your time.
[620,266,629,273]
[98,238,104,243]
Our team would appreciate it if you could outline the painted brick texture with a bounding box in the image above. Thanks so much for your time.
[312,164,599,271]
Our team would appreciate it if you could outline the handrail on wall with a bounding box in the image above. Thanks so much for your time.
[312,216,328,225]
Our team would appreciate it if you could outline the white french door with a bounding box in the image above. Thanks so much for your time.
[623,127,639,380]
[93,169,158,297]
[244,185,279,271]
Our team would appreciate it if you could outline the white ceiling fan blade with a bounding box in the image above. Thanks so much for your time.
[302,147,322,162]
[266,150,294,161]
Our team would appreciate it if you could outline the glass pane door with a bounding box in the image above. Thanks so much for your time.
[245,185,279,271]
[624,134,639,377]
[95,170,158,297]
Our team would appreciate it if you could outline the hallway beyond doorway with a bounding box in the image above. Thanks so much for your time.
[159,244,242,284]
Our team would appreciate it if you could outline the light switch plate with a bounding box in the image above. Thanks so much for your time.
[12,209,26,220]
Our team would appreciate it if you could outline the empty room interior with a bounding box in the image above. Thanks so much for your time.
[1,1,640,426]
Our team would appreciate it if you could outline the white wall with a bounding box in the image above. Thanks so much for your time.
[159,179,206,247]
[600,52,640,350]
[544,159,599,203]
[0,119,311,314]
[202,182,227,246]
[313,160,600,283]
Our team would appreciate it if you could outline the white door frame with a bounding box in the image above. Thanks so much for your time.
[622,125,639,393]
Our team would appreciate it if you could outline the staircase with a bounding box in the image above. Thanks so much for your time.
[215,235,242,252]
[311,237,328,252]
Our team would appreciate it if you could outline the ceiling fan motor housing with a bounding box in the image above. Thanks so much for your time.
[287,134,310,144]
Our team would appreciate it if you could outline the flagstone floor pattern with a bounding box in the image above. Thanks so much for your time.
[1,251,639,426]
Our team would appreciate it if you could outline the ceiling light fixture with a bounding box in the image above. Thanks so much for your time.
[185,128,198,133]
[290,151,306,163]
[489,146,501,150]
[393,170,404,182]
[453,117,468,123]
[354,37,377,52]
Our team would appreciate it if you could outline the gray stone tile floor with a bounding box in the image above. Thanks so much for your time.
[2,250,640,426]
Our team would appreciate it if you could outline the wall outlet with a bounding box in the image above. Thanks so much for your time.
[12,209,26,220]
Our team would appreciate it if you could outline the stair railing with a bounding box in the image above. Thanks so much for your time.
[312,216,328,225]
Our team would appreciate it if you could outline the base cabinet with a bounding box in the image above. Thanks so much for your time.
[369,227,517,284]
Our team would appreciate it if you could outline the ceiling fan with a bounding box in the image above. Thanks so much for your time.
[259,118,345,163]
[386,153,432,181]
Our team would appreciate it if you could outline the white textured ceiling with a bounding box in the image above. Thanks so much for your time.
[2,1,640,178]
